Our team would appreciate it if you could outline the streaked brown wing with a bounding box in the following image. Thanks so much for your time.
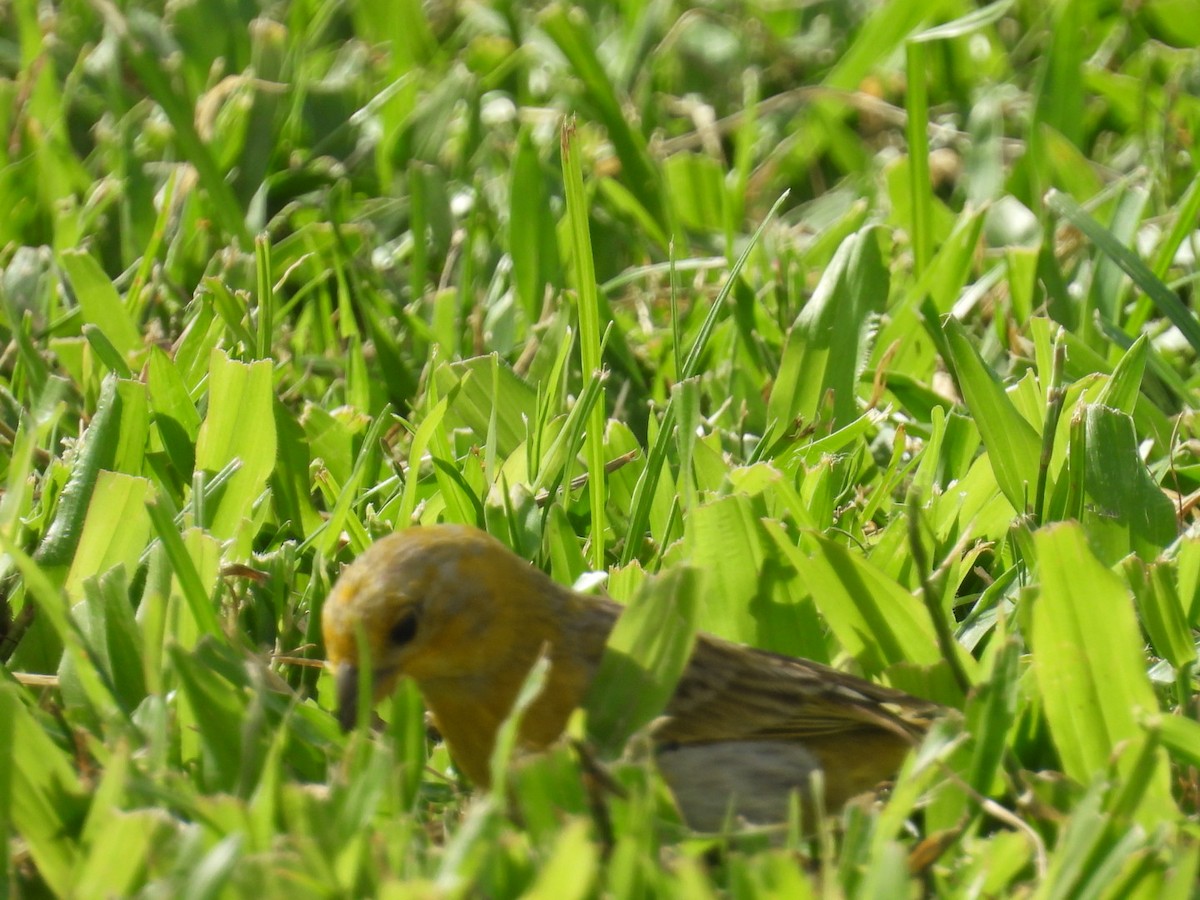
[653,634,940,746]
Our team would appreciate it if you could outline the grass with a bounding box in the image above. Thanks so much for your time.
[2,0,1200,895]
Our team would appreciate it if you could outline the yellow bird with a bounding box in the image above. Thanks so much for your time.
[322,524,941,830]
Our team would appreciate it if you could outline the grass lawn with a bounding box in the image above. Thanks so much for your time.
[2,0,1199,895]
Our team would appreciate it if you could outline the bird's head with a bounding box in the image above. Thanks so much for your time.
[321,524,559,731]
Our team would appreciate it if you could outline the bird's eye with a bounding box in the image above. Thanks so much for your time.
[389,611,418,647]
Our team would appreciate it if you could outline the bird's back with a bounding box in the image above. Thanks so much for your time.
[568,593,940,827]
[661,634,938,744]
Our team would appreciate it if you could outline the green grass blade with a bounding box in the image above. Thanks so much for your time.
[1047,189,1200,354]
[561,117,608,567]
[1030,524,1175,822]
[586,566,699,757]
[943,317,1041,513]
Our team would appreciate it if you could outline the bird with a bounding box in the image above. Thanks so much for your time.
[321,524,943,830]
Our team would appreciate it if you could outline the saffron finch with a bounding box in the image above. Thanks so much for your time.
[322,524,942,829]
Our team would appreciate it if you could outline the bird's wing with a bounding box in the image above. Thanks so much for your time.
[653,635,940,746]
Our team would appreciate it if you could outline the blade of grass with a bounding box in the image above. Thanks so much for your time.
[1047,189,1200,353]
[540,5,667,231]
[942,317,1041,513]
[586,566,699,757]
[620,191,788,566]
[561,116,607,567]
[145,501,220,639]
[1030,523,1175,823]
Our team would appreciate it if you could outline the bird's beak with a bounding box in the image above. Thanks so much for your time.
[335,663,360,733]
